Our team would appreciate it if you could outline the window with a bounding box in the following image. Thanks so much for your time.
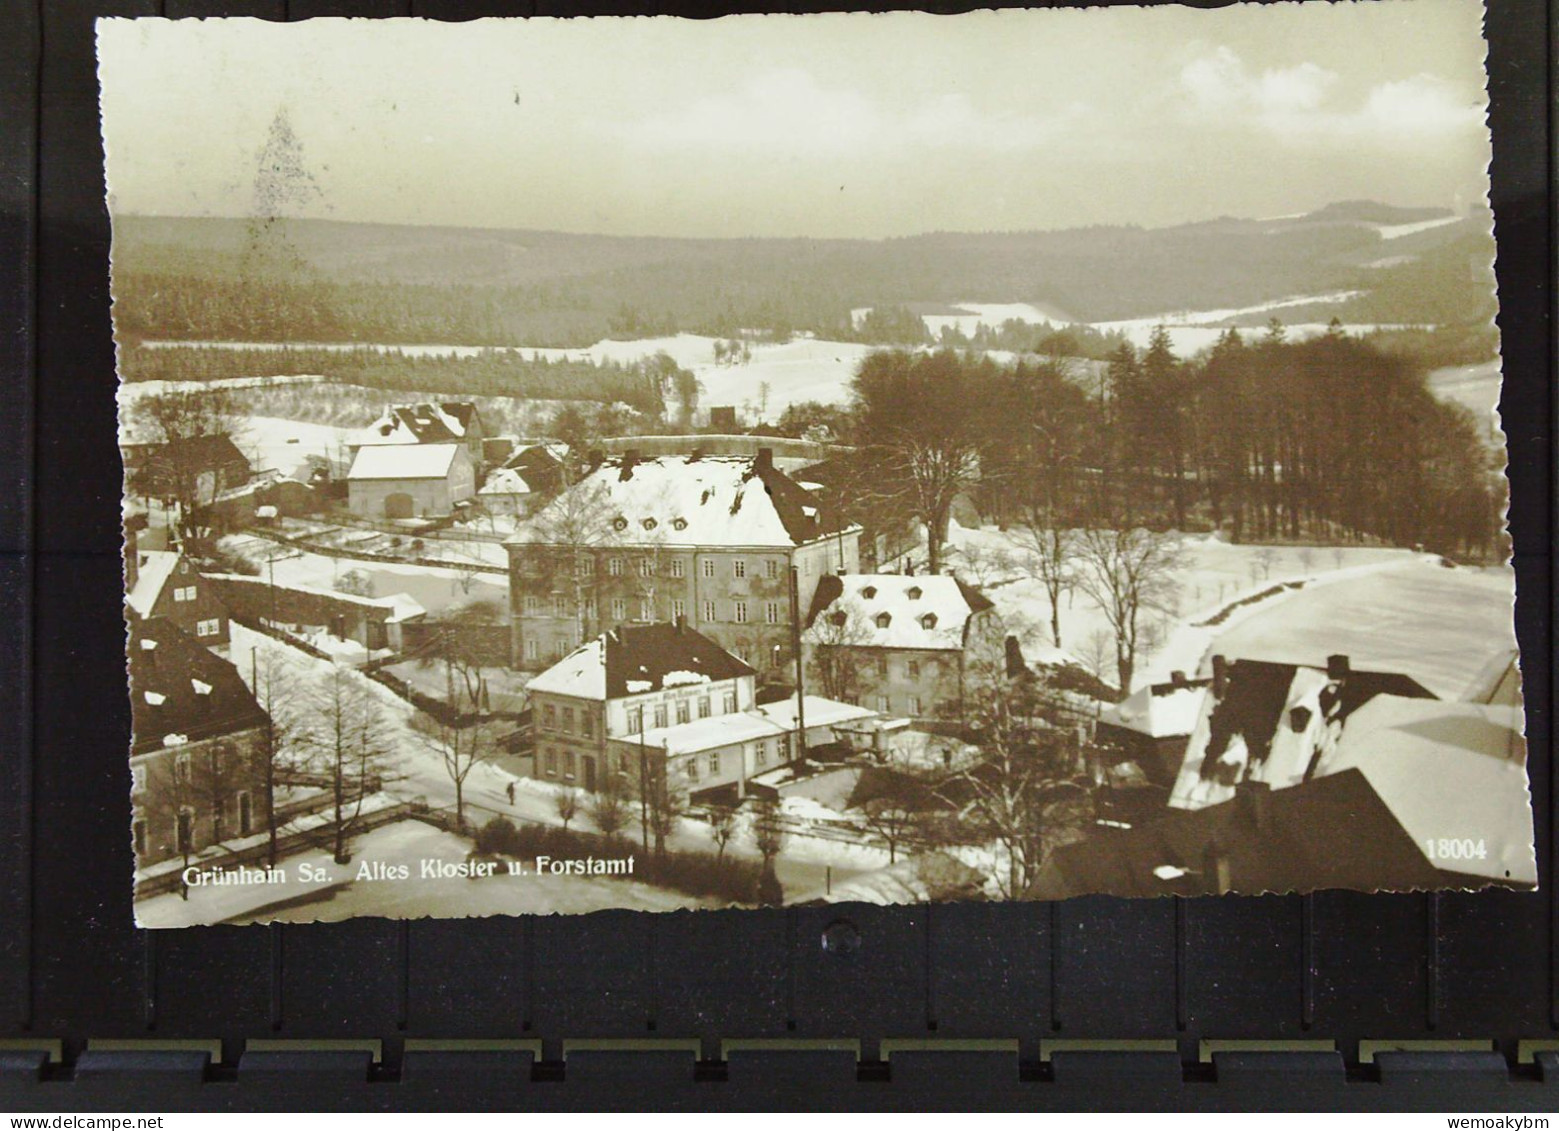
[642,517,658,531]
[765,559,780,580]
[707,751,721,776]
[525,638,539,661]
[562,707,575,733]
[653,704,668,729]
[702,559,715,578]
[722,691,737,713]
[523,595,541,615]
[629,707,644,734]
[876,655,888,678]
[874,612,892,628]
[672,599,686,621]
[702,600,716,622]
[543,704,557,730]
[552,639,567,659]
[638,557,654,578]
[861,585,877,599]
[672,517,688,532]
[698,698,711,719]
[552,595,568,618]
[676,700,690,725]
[238,791,253,837]
[579,556,595,577]
[132,818,147,858]
[669,559,685,578]
[174,586,195,603]
[584,598,597,619]
[174,753,191,784]
[611,598,627,622]
[906,660,920,679]
[907,586,923,601]
[130,765,146,794]
[196,618,220,637]
[876,695,891,712]
[545,749,558,775]
[686,757,700,782]
[608,558,623,576]
[778,734,791,760]
[564,751,577,779]
[920,613,938,630]
[907,695,923,715]
[733,559,746,578]
[582,713,593,738]
[733,601,748,624]
[756,742,768,766]
[638,598,653,622]
[764,602,781,625]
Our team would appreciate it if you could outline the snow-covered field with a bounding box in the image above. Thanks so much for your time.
[943,521,1433,689]
[1427,359,1504,440]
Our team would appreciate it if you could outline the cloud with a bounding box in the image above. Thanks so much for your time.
[1177,47,1481,139]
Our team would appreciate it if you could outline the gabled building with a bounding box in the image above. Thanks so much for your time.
[801,573,1003,720]
[350,401,485,468]
[129,615,272,868]
[1096,671,1210,786]
[506,449,861,673]
[125,546,230,651]
[125,433,251,508]
[526,620,879,802]
[346,442,476,519]
[501,441,566,500]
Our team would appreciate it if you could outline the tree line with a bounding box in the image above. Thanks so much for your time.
[846,324,1504,571]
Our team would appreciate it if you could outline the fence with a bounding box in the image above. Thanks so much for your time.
[242,525,508,577]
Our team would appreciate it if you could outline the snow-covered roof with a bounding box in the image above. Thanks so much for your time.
[1099,678,1210,739]
[347,443,464,481]
[125,550,181,618]
[1314,694,1534,886]
[129,615,269,756]
[526,622,754,701]
[350,402,476,448]
[802,573,994,651]
[755,695,878,731]
[508,453,858,550]
[479,468,533,496]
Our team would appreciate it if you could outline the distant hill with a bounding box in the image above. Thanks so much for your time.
[109,203,1493,348]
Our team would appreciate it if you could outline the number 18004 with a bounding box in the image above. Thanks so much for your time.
[1425,838,1487,861]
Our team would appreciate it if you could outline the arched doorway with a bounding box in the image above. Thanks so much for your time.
[384,492,414,519]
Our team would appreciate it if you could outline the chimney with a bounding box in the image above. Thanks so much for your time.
[1211,654,1229,698]
[689,447,704,463]
[1169,670,1187,689]
[755,446,773,472]
[1326,653,1350,681]
[587,448,604,468]
[675,613,687,632]
[619,449,640,480]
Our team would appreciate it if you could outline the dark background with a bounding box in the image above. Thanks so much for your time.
[0,0,1552,1111]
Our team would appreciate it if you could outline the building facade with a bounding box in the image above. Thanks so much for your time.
[129,616,272,869]
[802,573,1004,721]
[126,546,231,652]
[346,442,477,519]
[506,450,861,674]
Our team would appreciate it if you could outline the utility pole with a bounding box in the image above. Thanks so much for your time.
[637,724,650,856]
[789,565,807,758]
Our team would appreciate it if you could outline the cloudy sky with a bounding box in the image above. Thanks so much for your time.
[98,0,1492,239]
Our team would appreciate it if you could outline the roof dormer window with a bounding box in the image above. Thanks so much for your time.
[920,613,938,630]
[672,517,688,531]
[860,585,878,599]
[906,586,922,601]
[874,612,892,628]
[642,517,658,530]
[612,516,629,531]
[828,611,847,627]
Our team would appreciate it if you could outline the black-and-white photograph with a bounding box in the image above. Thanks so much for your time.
[99,0,1529,928]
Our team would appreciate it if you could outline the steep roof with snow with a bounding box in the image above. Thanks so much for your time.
[802,573,995,651]
[347,443,465,481]
[351,402,478,448]
[508,452,857,550]
[125,550,181,618]
[479,468,533,497]
[526,621,755,701]
[128,614,269,756]
[1099,678,1211,739]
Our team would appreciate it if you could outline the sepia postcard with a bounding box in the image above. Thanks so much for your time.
[99,1,1530,928]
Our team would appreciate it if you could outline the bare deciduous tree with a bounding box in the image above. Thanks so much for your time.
[409,712,495,831]
[1073,527,1184,692]
[587,770,633,842]
[1007,523,1075,650]
[307,667,399,864]
[553,786,579,830]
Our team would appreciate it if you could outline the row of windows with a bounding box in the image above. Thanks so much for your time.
[523,636,579,662]
[540,703,596,738]
[172,585,198,603]
[628,690,740,734]
[678,734,791,782]
[542,747,581,779]
[530,555,787,581]
[853,693,924,715]
[522,595,786,627]
[133,792,256,858]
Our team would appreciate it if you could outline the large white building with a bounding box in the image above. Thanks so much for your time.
[346,442,476,519]
[506,449,862,673]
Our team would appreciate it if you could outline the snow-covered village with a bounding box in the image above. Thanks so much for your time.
[101,8,1531,927]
